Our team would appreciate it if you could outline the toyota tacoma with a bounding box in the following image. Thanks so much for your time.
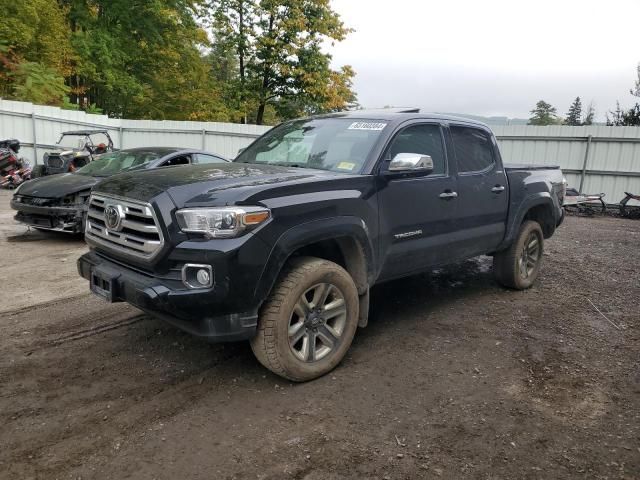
[77,110,565,381]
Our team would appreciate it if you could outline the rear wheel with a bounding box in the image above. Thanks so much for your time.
[493,220,544,290]
[251,257,359,382]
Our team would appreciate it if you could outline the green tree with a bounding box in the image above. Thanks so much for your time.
[206,0,357,125]
[528,100,559,125]
[582,101,595,125]
[60,0,229,120]
[205,0,257,122]
[11,61,70,105]
[565,97,582,126]
[631,62,640,98]
[607,102,640,126]
[607,63,640,126]
[1,0,354,123]
[0,0,73,103]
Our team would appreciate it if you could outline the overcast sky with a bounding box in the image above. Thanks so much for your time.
[329,0,640,121]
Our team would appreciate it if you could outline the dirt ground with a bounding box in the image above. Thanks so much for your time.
[0,190,88,313]
[0,193,638,479]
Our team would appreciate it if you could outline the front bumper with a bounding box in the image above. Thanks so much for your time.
[77,251,258,342]
[11,199,83,233]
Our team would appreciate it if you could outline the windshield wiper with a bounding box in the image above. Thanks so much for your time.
[268,162,308,168]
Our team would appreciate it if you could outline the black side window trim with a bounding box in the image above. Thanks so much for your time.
[159,154,192,167]
[449,124,496,175]
[376,121,450,178]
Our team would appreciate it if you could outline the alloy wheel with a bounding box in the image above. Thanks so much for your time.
[288,282,347,362]
[519,232,541,279]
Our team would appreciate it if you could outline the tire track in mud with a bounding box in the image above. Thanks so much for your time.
[4,342,252,479]
[0,293,91,317]
[31,314,147,351]
[8,303,148,354]
[1,284,253,478]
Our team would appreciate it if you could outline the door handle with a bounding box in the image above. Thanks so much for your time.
[439,191,458,199]
[491,185,506,193]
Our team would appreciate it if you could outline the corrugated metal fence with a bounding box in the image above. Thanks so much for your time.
[1,99,639,203]
[0,99,271,162]
[493,125,640,204]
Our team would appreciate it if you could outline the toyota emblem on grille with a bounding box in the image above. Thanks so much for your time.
[104,204,124,231]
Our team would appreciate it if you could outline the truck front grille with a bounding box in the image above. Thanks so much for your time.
[85,194,164,260]
[15,195,60,207]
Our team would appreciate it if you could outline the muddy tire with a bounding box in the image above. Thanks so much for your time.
[493,220,544,290]
[250,256,359,382]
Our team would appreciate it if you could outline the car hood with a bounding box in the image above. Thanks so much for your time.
[17,173,99,198]
[93,163,347,207]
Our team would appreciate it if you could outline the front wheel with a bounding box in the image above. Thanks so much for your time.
[251,257,359,382]
[493,220,544,290]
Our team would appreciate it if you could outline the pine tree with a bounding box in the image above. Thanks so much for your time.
[582,101,595,125]
[607,64,640,126]
[528,100,558,125]
[565,97,582,126]
[606,102,625,126]
[631,63,640,98]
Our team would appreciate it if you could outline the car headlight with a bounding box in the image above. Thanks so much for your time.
[175,206,270,238]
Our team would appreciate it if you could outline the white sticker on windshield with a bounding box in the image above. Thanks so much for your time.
[348,121,387,131]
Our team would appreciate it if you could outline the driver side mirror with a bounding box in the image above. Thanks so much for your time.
[386,153,434,176]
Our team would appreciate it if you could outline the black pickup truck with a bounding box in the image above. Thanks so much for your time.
[78,110,565,381]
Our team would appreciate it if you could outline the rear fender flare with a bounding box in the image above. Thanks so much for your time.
[499,193,554,250]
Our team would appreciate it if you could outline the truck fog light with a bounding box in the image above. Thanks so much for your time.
[182,264,213,289]
[196,269,210,285]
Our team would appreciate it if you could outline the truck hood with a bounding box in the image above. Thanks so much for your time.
[93,163,348,207]
[17,173,98,198]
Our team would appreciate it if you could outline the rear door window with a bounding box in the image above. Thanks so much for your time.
[450,126,495,173]
[161,155,190,167]
[193,153,225,164]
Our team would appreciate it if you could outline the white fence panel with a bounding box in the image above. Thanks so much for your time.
[1,100,639,204]
[492,125,640,203]
[0,99,270,163]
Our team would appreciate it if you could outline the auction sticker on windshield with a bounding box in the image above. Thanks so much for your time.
[348,122,387,131]
[336,161,356,171]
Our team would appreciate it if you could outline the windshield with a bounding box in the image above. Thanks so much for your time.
[76,150,161,176]
[234,118,386,173]
[57,135,88,151]
[56,132,109,151]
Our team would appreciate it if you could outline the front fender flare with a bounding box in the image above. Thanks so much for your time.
[253,216,375,305]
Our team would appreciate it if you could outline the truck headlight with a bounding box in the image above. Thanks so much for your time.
[175,206,270,238]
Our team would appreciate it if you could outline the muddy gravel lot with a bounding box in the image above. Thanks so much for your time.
[0,202,638,479]
[0,190,88,313]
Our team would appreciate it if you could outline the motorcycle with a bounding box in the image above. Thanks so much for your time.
[563,187,606,216]
[0,139,32,189]
[619,192,640,219]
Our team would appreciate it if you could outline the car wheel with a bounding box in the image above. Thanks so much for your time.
[250,256,359,382]
[493,220,544,290]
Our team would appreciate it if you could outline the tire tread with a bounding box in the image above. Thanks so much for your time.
[493,220,544,290]
[251,257,357,382]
